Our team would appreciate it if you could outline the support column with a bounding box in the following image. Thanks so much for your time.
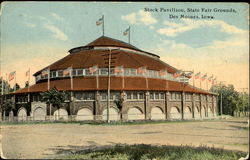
[95,91,101,121]
[192,93,195,118]
[181,92,185,120]
[120,91,126,121]
[145,91,150,120]
[206,95,209,118]
[165,91,170,120]
[121,91,128,121]
[199,94,202,118]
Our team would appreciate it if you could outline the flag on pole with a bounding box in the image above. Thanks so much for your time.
[201,74,207,81]
[123,27,130,36]
[194,72,201,79]
[137,66,146,75]
[96,16,103,26]
[184,71,193,78]
[63,67,72,76]
[9,71,16,81]
[89,65,98,74]
[173,70,183,78]
[159,70,167,77]
[25,69,30,77]
[114,66,124,73]
[208,75,213,82]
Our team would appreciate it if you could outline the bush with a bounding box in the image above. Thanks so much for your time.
[60,144,246,160]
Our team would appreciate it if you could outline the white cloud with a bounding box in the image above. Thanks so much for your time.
[43,24,68,41]
[50,12,64,21]
[157,19,247,37]
[121,10,157,26]
[25,23,36,28]
[138,10,157,25]
[121,12,136,24]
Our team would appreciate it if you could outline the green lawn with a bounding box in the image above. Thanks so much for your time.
[58,144,247,160]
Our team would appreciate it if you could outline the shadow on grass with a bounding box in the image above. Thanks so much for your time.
[49,143,247,160]
[228,125,249,130]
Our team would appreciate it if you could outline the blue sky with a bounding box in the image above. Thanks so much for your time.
[0,2,249,91]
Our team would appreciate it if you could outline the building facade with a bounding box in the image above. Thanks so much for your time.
[2,36,218,121]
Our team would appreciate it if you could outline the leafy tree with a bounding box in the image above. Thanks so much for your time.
[9,83,21,92]
[0,78,10,94]
[25,81,29,88]
[210,84,249,117]
[2,99,15,117]
[40,87,66,120]
[114,95,124,120]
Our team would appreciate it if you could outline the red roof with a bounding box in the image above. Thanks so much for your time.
[34,49,177,76]
[13,77,211,95]
[86,36,139,50]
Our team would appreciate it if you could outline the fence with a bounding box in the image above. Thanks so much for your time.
[0,113,218,123]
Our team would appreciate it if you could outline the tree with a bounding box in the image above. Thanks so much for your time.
[9,83,21,92]
[40,87,66,120]
[114,93,125,121]
[25,81,29,88]
[0,78,11,94]
[2,99,15,119]
[210,84,249,117]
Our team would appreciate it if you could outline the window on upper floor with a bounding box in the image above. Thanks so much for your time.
[126,91,144,100]
[150,92,165,100]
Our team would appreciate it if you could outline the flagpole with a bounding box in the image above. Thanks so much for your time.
[102,15,104,36]
[122,66,124,89]
[5,74,7,94]
[28,68,30,102]
[14,72,16,92]
[48,68,50,91]
[128,26,130,44]
[1,76,3,95]
[70,65,73,92]
[200,76,202,90]
[206,77,208,91]
[192,70,195,90]
[96,65,99,89]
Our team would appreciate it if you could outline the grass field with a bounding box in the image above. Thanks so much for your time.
[59,144,246,160]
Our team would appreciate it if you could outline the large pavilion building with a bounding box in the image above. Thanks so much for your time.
[3,36,218,121]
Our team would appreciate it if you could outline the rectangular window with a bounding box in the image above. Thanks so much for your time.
[100,68,108,75]
[160,93,165,99]
[114,93,120,100]
[155,93,159,99]
[174,93,177,100]
[72,69,77,76]
[76,93,82,100]
[58,70,63,77]
[130,69,136,75]
[110,68,115,75]
[148,70,154,77]
[133,92,138,99]
[89,92,95,100]
[52,71,57,78]
[101,92,107,100]
[170,93,173,100]
[124,69,130,76]
[150,93,154,99]
[109,93,114,100]
[127,92,132,99]
[77,69,83,76]
[139,92,144,99]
